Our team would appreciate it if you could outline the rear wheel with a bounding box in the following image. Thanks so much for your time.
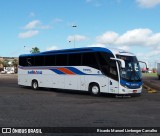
[32,80,39,90]
[89,83,100,96]
[158,76,160,80]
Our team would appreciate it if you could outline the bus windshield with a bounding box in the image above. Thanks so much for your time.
[116,55,142,82]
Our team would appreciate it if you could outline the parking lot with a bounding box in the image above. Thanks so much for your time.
[0,74,160,135]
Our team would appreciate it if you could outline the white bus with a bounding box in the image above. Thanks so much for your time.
[18,47,142,95]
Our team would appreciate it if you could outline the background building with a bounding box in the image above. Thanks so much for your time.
[0,57,18,73]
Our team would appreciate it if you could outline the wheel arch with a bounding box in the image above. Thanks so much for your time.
[88,82,100,91]
[31,79,38,86]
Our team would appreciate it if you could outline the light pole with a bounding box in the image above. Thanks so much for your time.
[72,25,77,48]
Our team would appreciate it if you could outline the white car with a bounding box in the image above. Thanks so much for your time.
[1,71,6,74]
[147,70,152,73]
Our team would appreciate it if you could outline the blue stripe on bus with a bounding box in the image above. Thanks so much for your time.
[50,69,66,74]
[19,66,102,75]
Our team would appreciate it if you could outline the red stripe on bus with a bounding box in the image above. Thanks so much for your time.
[57,68,76,75]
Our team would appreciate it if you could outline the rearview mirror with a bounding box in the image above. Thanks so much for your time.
[110,58,125,68]
[138,61,149,70]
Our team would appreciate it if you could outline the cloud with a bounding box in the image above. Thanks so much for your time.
[117,46,130,51]
[87,43,106,47]
[136,50,160,62]
[46,46,59,51]
[96,28,160,47]
[18,30,39,38]
[67,35,87,42]
[24,20,40,29]
[19,20,52,39]
[96,31,119,44]
[133,44,160,62]
[87,43,130,51]
[136,0,160,8]
[23,20,52,30]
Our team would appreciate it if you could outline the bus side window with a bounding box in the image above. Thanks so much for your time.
[56,54,68,66]
[19,57,26,66]
[68,53,82,66]
[27,57,34,66]
[82,52,99,69]
[34,56,44,66]
[45,55,56,66]
[97,52,110,76]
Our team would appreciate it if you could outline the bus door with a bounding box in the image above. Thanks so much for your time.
[108,61,119,94]
[109,78,119,94]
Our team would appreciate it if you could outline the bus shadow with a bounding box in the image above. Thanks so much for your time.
[39,87,139,99]
[20,86,140,99]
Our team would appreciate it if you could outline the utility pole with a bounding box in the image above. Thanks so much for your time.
[72,25,77,48]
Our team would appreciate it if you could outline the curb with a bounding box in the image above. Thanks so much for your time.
[143,84,157,93]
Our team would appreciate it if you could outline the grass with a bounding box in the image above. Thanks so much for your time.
[142,73,157,77]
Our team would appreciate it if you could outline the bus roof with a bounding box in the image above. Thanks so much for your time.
[19,47,135,57]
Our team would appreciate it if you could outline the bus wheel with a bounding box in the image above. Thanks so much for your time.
[32,80,39,90]
[89,83,100,96]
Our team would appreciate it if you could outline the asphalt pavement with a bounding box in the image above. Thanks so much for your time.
[143,75,160,91]
[0,74,160,136]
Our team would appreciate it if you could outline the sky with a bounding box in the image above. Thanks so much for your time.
[0,0,160,67]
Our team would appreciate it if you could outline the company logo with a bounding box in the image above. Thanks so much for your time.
[83,69,92,72]
[28,70,42,74]
[126,83,139,86]
[2,128,11,133]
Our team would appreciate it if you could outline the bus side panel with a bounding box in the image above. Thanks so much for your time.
[36,75,52,88]
[53,75,65,89]
[18,68,30,86]
[64,75,79,90]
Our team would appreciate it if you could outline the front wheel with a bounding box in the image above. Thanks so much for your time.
[89,83,100,96]
[32,80,39,90]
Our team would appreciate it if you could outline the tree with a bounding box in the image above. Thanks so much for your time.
[12,59,18,67]
[0,59,3,71]
[0,60,3,65]
[12,59,18,73]
[30,47,40,54]
[3,59,10,67]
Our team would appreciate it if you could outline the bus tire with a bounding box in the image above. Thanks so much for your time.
[32,80,39,90]
[89,83,100,96]
[158,76,160,80]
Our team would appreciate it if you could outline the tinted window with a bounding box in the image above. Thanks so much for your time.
[97,52,110,75]
[19,57,26,66]
[26,57,34,66]
[19,56,34,66]
[97,52,110,66]
[68,53,82,66]
[35,56,44,66]
[56,54,68,66]
[97,52,118,81]
[82,52,99,69]
[45,55,56,66]
[109,60,118,81]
